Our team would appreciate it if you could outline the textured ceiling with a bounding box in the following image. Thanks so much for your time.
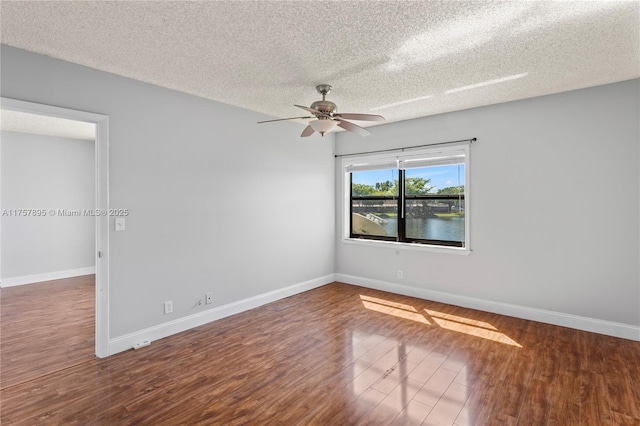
[1,1,638,128]
[0,109,95,141]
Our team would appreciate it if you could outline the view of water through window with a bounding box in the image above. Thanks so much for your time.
[351,164,465,243]
[359,214,465,242]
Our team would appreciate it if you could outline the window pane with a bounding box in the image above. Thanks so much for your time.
[351,201,398,237]
[405,204,465,242]
[351,169,398,238]
[405,164,465,243]
[351,169,399,196]
[404,164,464,195]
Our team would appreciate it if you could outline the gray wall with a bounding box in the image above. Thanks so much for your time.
[0,45,336,337]
[336,79,640,328]
[3,43,637,341]
[1,131,95,279]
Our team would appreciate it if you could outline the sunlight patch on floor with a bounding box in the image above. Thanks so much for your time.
[358,294,521,347]
[424,309,498,331]
[360,295,419,312]
[360,295,430,324]
[426,309,522,348]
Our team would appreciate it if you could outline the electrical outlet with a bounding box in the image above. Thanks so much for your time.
[206,292,213,304]
[397,270,403,279]
[164,300,173,314]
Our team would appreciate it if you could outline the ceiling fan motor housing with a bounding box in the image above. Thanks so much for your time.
[310,100,337,117]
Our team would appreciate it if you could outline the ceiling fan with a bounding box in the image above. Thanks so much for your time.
[257,84,385,137]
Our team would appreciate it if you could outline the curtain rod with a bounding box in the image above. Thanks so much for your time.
[334,137,476,158]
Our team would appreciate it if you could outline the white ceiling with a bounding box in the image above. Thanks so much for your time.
[0,109,95,141]
[1,1,638,128]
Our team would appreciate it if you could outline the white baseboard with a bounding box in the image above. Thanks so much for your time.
[1,266,96,287]
[108,274,336,356]
[335,273,640,342]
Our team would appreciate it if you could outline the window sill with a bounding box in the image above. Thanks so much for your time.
[341,237,472,255]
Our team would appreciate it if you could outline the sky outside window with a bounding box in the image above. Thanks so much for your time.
[353,164,464,192]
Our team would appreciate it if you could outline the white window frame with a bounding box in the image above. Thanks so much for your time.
[340,143,471,254]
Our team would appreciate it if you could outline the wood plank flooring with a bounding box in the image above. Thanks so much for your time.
[1,282,638,425]
[0,275,94,389]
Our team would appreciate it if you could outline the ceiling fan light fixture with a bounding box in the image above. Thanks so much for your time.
[309,119,336,136]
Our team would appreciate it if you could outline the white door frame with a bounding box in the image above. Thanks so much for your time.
[1,97,110,358]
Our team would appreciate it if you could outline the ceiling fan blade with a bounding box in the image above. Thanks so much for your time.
[301,125,315,137]
[337,113,385,122]
[337,119,371,136]
[294,104,317,114]
[294,104,330,118]
[257,116,313,124]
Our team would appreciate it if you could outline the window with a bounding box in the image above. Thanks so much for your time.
[344,144,469,250]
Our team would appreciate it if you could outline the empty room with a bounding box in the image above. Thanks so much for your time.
[0,1,638,425]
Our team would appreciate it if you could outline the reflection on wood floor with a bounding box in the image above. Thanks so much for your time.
[0,275,94,389]
[1,282,639,425]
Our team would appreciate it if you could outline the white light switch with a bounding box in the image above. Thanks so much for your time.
[115,217,126,231]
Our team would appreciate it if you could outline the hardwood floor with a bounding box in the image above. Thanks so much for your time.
[0,275,94,389]
[1,282,638,425]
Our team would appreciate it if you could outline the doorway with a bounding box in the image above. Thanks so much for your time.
[0,98,109,373]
